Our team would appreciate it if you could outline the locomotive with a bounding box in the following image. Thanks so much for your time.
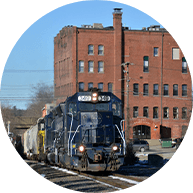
[23,89,126,172]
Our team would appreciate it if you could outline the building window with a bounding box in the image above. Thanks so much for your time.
[173,107,178,119]
[98,45,104,55]
[153,84,159,96]
[88,45,94,55]
[79,82,84,92]
[143,84,149,96]
[163,84,169,96]
[133,83,139,95]
[133,106,138,118]
[143,107,149,118]
[153,107,158,119]
[154,47,158,57]
[133,125,151,139]
[98,83,103,91]
[163,107,169,119]
[173,84,178,96]
[108,83,113,92]
[98,61,104,73]
[88,61,94,73]
[143,56,149,72]
[79,61,84,72]
[182,84,187,96]
[172,48,179,60]
[182,107,187,119]
[182,57,187,73]
[88,82,93,90]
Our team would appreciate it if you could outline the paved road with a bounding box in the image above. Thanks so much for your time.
[136,145,177,160]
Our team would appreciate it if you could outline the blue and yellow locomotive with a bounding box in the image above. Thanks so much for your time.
[33,89,126,172]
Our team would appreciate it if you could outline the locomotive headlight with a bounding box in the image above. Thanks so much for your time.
[112,145,119,152]
[78,145,85,153]
[92,92,98,102]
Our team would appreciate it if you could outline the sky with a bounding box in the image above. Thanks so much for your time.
[0,0,163,110]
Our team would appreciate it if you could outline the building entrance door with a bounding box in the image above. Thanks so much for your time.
[133,125,151,139]
[160,126,171,138]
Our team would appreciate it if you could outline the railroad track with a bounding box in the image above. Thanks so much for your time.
[25,160,147,192]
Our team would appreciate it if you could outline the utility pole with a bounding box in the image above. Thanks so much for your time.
[121,62,134,143]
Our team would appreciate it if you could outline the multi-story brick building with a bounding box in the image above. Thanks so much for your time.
[54,8,192,142]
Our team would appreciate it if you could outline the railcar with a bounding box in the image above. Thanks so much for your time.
[23,118,45,160]
[45,89,126,171]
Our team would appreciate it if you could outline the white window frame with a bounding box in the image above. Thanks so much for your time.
[98,61,104,73]
[98,83,103,91]
[88,82,93,90]
[173,107,178,119]
[108,83,113,92]
[88,45,94,55]
[163,107,169,119]
[98,45,104,55]
[133,106,138,118]
[88,61,94,73]
[172,48,179,60]
[79,82,84,92]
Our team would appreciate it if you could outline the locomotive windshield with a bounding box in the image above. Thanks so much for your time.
[79,103,109,111]
[95,103,109,111]
[82,125,114,145]
[79,103,94,111]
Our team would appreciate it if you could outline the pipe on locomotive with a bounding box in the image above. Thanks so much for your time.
[67,112,73,156]
[70,124,82,157]
[120,120,125,139]
[115,124,126,155]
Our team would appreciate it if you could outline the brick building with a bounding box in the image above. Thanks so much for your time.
[54,8,192,141]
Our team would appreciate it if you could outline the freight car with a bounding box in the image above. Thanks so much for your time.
[24,89,126,172]
[23,118,45,160]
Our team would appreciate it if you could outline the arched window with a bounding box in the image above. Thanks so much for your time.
[163,107,169,119]
[98,61,104,73]
[153,107,158,119]
[173,84,178,96]
[143,84,149,96]
[88,61,94,73]
[153,84,159,95]
[182,84,187,96]
[88,82,93,90]
[98,83,103,91]
[182,107,187,119]
[88,45,94,55]
[163,84,169,96]
[79,82,84,92]
[133,83,139,95]
[133,106,138,118]
[173,107,178,119]
[108,83,113,92]
[98,45,104,55]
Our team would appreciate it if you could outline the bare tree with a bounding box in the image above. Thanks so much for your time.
[1,103,14,132]
[26,82,54,117]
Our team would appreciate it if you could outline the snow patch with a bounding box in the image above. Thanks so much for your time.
[109,175,139,185]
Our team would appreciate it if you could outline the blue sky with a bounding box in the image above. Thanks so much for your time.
[0,0,166,109]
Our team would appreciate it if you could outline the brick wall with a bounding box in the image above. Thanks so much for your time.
[54,9,192,140]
